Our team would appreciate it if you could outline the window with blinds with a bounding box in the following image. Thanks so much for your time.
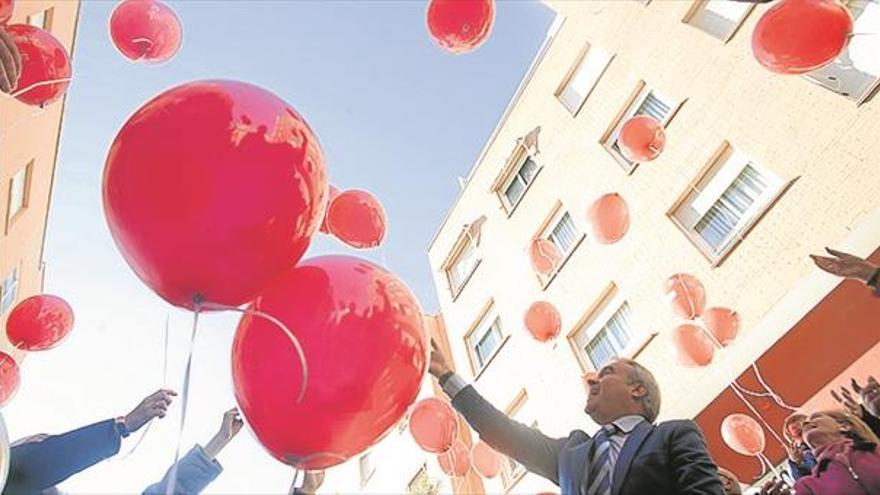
[609,90,673,169]
[548,212,578,255]
[693,164,768,251]
[557,44,613,115]
[686,0,753,41]
[0,267,18,315]
[575,301,635,369]
[472,317,504,369]
[503,156,539,208]
[445,235,479,295]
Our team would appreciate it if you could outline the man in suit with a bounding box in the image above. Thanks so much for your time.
[429,341,724,495]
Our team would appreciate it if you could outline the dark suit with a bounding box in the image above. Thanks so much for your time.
[451,385,724,495]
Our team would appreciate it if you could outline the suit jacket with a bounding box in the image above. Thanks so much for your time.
[451,385,724,495]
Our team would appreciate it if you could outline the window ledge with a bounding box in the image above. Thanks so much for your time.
[449,259,483,302]
[628,331,659,361]
[539,234,587,290]
[4,207,26,236]
[474,334,512,382]
[503,468,528,493]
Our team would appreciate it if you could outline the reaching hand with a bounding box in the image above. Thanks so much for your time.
[124,389,177,433]
[218,408,244,442]
[760,479,792,495]
[810,248,877,283]
[831,387,863,419]
[0,26,22,94]
[857,376,880,419]
[429,339,451,379]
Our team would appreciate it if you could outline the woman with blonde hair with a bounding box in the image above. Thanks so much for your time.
[782,413,816,481]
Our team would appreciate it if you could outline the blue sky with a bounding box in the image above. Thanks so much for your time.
[4,1,554,492]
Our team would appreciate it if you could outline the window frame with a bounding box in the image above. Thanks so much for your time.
[554,42,614,117]
[26,7,53,31]
[532,201,586,289]
[682,0,756,43]
[491,142,544,217]
[5,161,33,235]
[667,142,794,266]
[441,229,482,301]
[463,300,510,378]
[407,464,439,495]
[358,452,376,489]
[0,266,20,316]
[500,390,531,491]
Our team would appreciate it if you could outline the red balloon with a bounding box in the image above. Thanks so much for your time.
[524,301,561,343]
[752,0,852,75]
[438,440,470,477]
[721,413,765,456]
[318,184,340,235]
[587,193,630,244]
[409,397,458,453]
[701,307,740,347]
[529,238,562,276]
[0,352,19,406]
[671,323,715,367]
[426,0,494,54]
[7,24,71,107]
[326,189,387,249]
[0,0,13,24]
[103,80,327,310]
[6,295,74,351]
[232,256,427,469]
[471,440,502,478]
[618,115,665,162]
[109,0,182,63]
[663,273,706,320]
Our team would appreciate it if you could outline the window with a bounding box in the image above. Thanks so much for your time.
[555,43,613,115]
[603,84,676,172]
[685,0,753,41]
[804,0,880,103]
[359,453,375,488]
[501,391,533,491]
[408,465,440,495]
[533,203,585,285]
[470,317,504,370]
[547,212,578,255]
[27,8,52,30]
[1,267,19,315]
[572,297,637,370]
[444,233,479,297]
[671,144,786,263]
[502,156,539,209]
[7,163,30,228]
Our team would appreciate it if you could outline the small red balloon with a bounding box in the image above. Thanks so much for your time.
[327,189,387,249]
[109,0,182,63]
[232,256,427,470]
[438,440,471,477]
[721,413,765,456]
[426,0,495,54]
[529,238,562,276]
[7,24,71,107]
[409,397,458,454]
[618,115,665,162]
[318,184,340,235]
[671,323,715,367]
[701,307,740,346]
[587,193,630,244]
[0,0,13,24]
[752,0,852,75]
[0,352,19,406]
[103,80,327,309]
[471,440,502,479]
[524,301,561,343]
[6,295,74,351]
[663,273,706,320]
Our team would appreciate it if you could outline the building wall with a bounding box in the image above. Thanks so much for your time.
[0,0,79,361]
[425,0,880,492]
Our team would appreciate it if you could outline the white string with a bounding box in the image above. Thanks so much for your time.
[750,363,800,411]
[3,77,72,99]
[165,303,201,495]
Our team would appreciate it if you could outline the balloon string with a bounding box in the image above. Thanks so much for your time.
[677,273,697,319]
[728,383,788,451]
[1,77,73,99]
[199,302,308,403]
[750,363,799,411]
[165,304,201,495]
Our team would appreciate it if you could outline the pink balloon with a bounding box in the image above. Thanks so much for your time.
[409,398,458,454]
[701,307,740,346]
[109,0,182,63]
[438,440,470,477]
[327,189,387,249]
[671,323,714,367]
[587,193,630,244]
[471,440,502,478]
[0,352,19,406]
[618,115,665,162]
[319,185,341,235]
[529,238,562,276]
[663,273,706,320]
[722,413,765,456]
[524,301,561,342]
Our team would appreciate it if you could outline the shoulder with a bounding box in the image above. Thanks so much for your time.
[566,429,591,445]
[656,419,702,433]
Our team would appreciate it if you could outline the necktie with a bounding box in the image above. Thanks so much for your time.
[587,424,617,495]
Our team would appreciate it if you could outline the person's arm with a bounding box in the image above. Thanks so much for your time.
[7,389,175,493]
[0,25,21,94]
[810,248,880,296]
[430,341,566,484]
[667,421,726,495]
[143,408,242,495]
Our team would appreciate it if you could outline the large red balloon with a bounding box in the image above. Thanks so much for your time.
[6,295,74,351]
[663,273,706,320]
[326,189,387,249]
[232,256,427,469]
[587,193,630,244]
[426,0,494,54]
[721,413,765,456]
[438,440,470,477]
[618,115,665,162]
[0,353,19,406]
[109,0,182,63]
[524,301,561,343]
[409,397,458,454]
[701,307,740,347]
[7,24,71,107]
[471,440,502,479]
[103,80,327,309]
[0,0,13,24]
[752,0,852,75]
[529,238,562,276]
[318,184,340,235]
[671,323,715,367]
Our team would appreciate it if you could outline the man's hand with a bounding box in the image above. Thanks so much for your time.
[429,339,451,379]
[0,26,21,94]
[857,376,880,419]
[810,247,877,283]
[124,389,177,433]
[301,470,325,494]
[217,408,244,442]
[760,479,792,495]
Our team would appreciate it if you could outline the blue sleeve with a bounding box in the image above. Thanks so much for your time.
[5,419,122,493]
[143,445,222,495]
